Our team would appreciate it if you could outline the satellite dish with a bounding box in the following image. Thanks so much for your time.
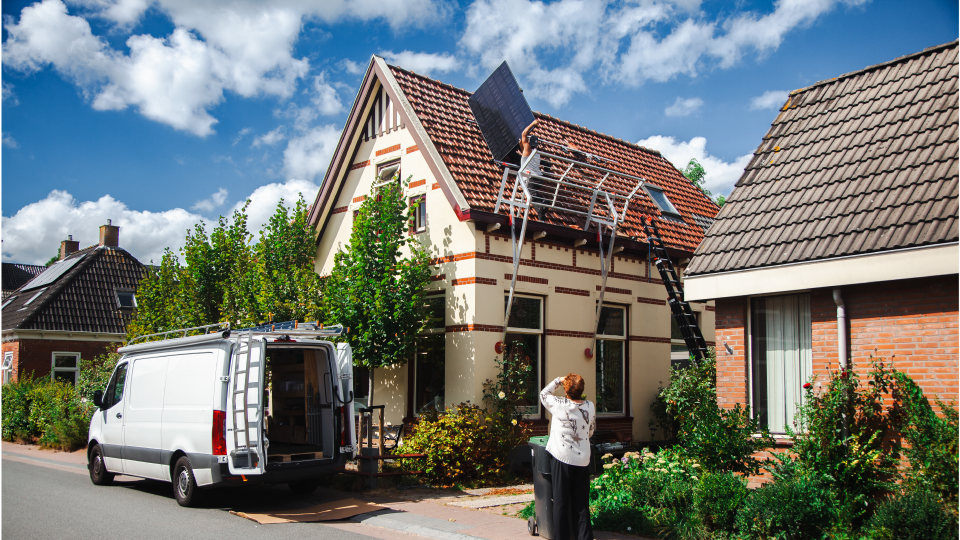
[468,61,535,162]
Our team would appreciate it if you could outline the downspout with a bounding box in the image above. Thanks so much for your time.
[833,288,848,442]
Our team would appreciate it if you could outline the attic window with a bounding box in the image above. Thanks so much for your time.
[373,160,401,189]
[1,296,16,309]
[23,288,47,307]
[644,185,680,216]
[116,290,137,309]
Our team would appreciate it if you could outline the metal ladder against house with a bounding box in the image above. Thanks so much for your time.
[494,147,645,357]
[642,216,708,363]
[231,332,259,469]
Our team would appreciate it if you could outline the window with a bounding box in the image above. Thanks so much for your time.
[750,294,812,434]
[51,352,80,385]
[671,312,701,370]
[596,305,626,414]
[103,362,128,409]
[410,195,426,233]
[373,160,400,189]
[644,185,680,215]
[116,289,136,309]
[1,296,16,309]
[2,352,12,384]
[415,292,445,414]
[504,295,542,415]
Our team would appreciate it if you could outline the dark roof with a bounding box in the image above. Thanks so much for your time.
[388,65,720,253]
[2,263,45,296]
[688,41,958,276]
[2,246,145,334]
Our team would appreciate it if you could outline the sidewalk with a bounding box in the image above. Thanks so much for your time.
[1,442,651,540]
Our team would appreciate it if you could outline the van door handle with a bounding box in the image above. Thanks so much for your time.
[116,413,122,419]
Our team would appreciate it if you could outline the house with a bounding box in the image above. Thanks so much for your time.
[1,221,146,385]
[2,262,44,300]
[684,41,958,434]
[308,57,720,439]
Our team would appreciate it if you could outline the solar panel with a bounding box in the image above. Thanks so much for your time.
[21,254,85,291]
[468,61,535,162]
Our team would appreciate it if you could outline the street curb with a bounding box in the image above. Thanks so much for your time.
[350,511,490,540]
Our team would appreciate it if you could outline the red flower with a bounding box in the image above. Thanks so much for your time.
[841,370,850,379]
[803,383,812,389]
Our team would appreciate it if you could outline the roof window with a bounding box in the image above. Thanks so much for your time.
[644,185,680,216]
[116,290,137,309]
[1,296,16,309]
[23,288,47,306]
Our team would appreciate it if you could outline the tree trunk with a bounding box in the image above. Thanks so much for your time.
[368,367,375,408]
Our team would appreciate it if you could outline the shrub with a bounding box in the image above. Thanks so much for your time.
[76,351,120,403]
[889,371,959,503]
[656,351,774,475]
[736,475,837,540]
[401,402,529,486]
[693,472,748,534]
[864,489,959,540]
[590,451,654,535]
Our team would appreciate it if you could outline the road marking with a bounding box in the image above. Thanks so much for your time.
[2,452,88,475]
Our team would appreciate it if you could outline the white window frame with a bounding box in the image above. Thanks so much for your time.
[51,352,81,385]
[1,296,17,309]
[671,311,701,363]
[373,159,401,189]
[2,352,13,384]
[504,294,543,416]
[115,288,137,309]
[595,304,626,415]
[643,185,681,216]
[410,195,427,233]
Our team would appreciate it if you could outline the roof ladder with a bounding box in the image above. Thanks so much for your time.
[494,148,645,358]
[642,217,708,363]
[231,332,259,469]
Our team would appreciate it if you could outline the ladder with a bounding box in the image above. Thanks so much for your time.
[231,333,259,469]
[642,217,708,363]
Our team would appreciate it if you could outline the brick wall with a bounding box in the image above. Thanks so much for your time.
[5,339,118,382]
[714,275,958,412]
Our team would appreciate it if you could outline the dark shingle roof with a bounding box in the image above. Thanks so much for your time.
[687,41,958,276]
[388,65,720,252]
[2,263,45,297]
[1,246,145,334]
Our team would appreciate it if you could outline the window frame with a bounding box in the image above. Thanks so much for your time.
[115,288,137,309]
[372,159,401,190]
[643,185,681,216]
[671,311,701,368]
[413,290,446,415]
[409,194,427,234]
[2,352,12,385]
[595,303,627,416]
[51,351,81,385]
[502,294,544,416]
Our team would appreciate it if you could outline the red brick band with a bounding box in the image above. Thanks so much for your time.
[375,144,401,157]
[406,145,419,154]
[430,274,446,282]
[446,324,503,333]
[598,285,632,295]
[451,277,498,286]
[629,336,672,343]
[409,179,427,188]
[352,195,366,204]
[431,183,440,190]
[555,287,590,297]
[350,160,370,170]
[706,306,716,312]
[505,274,548,285]
[430,251,661,285]
[546,329,595,339]
[332,206,348,215]
[637,297,666,305]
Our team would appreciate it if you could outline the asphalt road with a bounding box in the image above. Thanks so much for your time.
[2,457,383,540]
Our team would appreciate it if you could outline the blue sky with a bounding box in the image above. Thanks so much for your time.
[2,0,957,265]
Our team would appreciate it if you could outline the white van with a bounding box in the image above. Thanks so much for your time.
[86,322,357,506]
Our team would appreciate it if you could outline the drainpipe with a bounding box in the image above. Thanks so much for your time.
[833,288,848,442]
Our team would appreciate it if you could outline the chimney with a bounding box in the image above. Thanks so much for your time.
[99,219,119,247]
[60,235,79,260]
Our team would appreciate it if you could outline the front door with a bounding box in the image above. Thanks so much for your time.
[99,362,129,473]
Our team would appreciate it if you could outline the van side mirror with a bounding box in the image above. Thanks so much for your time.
[93,390,103,408]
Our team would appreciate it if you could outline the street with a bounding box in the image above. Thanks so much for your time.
[2,452,399,540]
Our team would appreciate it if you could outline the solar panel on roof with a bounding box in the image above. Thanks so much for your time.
[21,254,85,291]
[468,61,535,162]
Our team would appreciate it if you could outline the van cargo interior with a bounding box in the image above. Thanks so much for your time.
[265,346,334,462]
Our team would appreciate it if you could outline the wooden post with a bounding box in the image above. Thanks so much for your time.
[377,408,385,473]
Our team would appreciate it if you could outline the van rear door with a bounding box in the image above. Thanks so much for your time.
[226,334,266,475]
[335,343,357,459]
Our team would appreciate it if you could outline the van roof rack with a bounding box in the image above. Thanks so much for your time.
[127,321,348,346]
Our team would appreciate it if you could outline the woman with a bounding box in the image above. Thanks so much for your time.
[541,373,596,540]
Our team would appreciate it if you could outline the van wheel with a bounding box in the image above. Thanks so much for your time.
[173,456,202,507]
[88,444,114,486]
[289,478,320,496]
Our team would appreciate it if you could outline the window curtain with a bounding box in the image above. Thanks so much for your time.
[752,294,812,433]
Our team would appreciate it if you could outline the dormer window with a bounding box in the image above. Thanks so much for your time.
[116,289,136,309]
[644,185,680,216]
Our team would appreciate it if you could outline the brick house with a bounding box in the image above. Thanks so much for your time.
[1,222,146,385]
[684,41,958,434]
[308,56,720,439]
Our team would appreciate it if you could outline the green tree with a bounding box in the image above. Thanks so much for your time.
[683,158,727,208]
[323,176,432,405]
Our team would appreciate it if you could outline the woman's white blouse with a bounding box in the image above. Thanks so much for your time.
[541,377,596,467]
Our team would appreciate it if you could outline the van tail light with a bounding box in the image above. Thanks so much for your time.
[212,410,227,455]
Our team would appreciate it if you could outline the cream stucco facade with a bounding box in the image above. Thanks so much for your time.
[312,68,715,440]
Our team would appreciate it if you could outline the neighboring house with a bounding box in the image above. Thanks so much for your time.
[1,222,146,385]
[684,41,958,434]
[2,262,44,300]
[309,56,720,439]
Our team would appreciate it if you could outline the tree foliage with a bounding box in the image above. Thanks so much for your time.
[322,176,432,372]
[682,158,727,208]
[128,195,323,339]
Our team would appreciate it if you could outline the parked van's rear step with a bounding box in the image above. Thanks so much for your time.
[271,452,324,462]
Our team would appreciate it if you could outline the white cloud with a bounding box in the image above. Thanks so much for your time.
[380,50,461,77]
[664,96,703,117]
[310,72,343,116]
[232,127,252,145]
[2,82,18,104]
[3,133,19,148]
[283,124,341,181]
[340,58,363,74]
[636,135,752,196]
[252,126,287,148]
[191,187,229,212]
[461,0,859,106]
[2,179,321,265]
[4,0,444,135]
[750,89,790,110]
